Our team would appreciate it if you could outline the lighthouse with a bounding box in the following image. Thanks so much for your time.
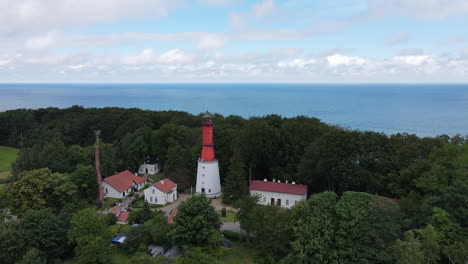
[195,112,222,198]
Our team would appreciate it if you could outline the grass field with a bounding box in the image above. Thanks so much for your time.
[218,210,237,223]
[0,146,18,172]
[220,241,256,264]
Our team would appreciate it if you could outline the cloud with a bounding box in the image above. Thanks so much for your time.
[388,33,411,45]
[440,36,465,45]
[197,34,228,50]
[229,12,247,28]
[199,0,232,5]
[253,0,276,18]
[0,0,186,34]
[367,0,468,20]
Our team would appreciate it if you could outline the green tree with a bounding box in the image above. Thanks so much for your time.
[290,192,338,263]
[222,151,248,204]
[393,230,425,264]
[16,248,46,264]
[71,164,97,201]
[0,222,26,264]
[140,201,154,223]
[130,252,167,264]
[68,208,109,246]
[74,237,111,264]
[170,195,221,247]
[20,209,67,259]
[125,225,151,253]
[174,247,216,264]
[146,213,171,246]
[13,168,77,214]
[236,194,260,242]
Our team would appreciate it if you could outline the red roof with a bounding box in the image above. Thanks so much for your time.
[154,179,177,193]
[249,180,307,195]
[111,206,121,215]
[116,211,129,222]
[168,209,178,224]
[103,170,147,192]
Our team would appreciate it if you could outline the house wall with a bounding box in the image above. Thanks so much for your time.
[138,164,160,175]
[103,182,133,199]
[144,185,178,205]
[250,189,306,209]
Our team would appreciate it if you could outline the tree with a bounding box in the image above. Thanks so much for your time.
[174,247,216,264]
[71,164,97,201]
[170,195,221,247]
[393,231,425,264]
[0,222,26,264]
[222,151,248,204]
[68,208,109,246]
[146,213,171,246]
[140,201,154,223]
[290,192,338,263]
[125,225,151,253]
[16,248,46,264]
[12,168,77,214]
[130,252,167,264]
[20,209,67,259]
[236,194,260,241]
[74,237,111,264]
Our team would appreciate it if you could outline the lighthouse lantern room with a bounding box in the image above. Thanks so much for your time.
[195,112,222,198]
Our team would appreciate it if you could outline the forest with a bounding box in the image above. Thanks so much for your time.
[0,106,466,263]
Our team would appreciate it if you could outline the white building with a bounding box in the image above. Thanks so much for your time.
[249,179,308,209]
[103,170,148,199]
[144,179,177,205]
[195,113,222,198]
[138,156,160,175]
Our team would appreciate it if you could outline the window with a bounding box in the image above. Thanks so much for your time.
[155,197,158,203]
[202,174,205,177]
[105,188,108,194]
[271,198,275,205]
[208,189,211,193]
[286,200,289,206]
[152,189,155,194]
[202,181,205,184]
[150,196,153,202]
[123,191,126,196]
[277,199,281,206]
[263,197,266,203]
[294,201,298,205]
[202,166,205,169]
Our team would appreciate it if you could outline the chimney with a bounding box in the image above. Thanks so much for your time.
[161,180,165,184]
[135,172,138,176]
[273,178,276,182]
[263,178,267,182]
[292,181,296,184]
[278,180,281,183]
[286,180,288,184]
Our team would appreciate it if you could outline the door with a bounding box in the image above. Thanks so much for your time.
[271,198,275,205]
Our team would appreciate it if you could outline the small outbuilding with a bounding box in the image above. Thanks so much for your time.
[144,179,177,205]
[138,156,160,175]
[249,179,307,209]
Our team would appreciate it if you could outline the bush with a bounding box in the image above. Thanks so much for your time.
[222,230,243,241]
[221,207,227,217]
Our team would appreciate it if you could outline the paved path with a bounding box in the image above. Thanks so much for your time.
[221,222,241,233]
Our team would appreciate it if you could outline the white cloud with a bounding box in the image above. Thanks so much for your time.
[158,49,193,64]
[197,34,228,50]
[0,0,186,34]
[122,49,156,65]
[229,12,247,28]
[327,54,368,67]
[367,0,468,20]
[392,55,431,66]
[199,0,232,5]
[253,0,276,18]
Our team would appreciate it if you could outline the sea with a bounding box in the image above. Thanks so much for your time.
[0,83,467,137]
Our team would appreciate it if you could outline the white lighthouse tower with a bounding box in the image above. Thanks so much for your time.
[195,112,222,198]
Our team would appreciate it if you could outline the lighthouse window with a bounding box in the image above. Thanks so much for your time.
[202,182,205,184]
[208,189,211,193]
[202,166,205,169]
[202,174,205,177]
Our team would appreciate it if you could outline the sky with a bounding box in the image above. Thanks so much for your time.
[0,0,467,83]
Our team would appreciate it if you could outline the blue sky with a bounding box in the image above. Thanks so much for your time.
[0,0,467,82]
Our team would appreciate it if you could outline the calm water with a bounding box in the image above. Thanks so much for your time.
[0,83,467,137]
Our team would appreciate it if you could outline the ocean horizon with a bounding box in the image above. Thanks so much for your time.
[1,83,467,137]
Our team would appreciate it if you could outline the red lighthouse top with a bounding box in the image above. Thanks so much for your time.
[200,112,216,161]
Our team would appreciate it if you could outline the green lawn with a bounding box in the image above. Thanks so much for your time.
[111,247,131,264]
[148,172,165,182]
[0,146,18,172]
[218,210,237,223]
[220,241,256,264]
[104,198,122,210]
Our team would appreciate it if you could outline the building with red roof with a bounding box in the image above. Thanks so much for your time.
[249,179,307,208]
[116,211,129,224]
[144,179,178,205]
[102,170,148,199]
